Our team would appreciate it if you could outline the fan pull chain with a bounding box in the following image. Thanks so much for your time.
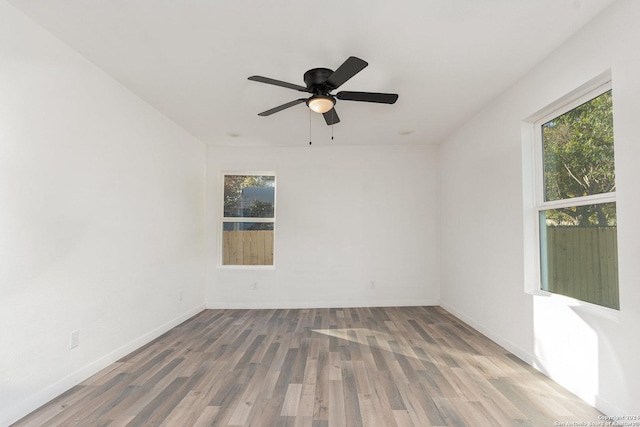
[309,109,312,145]
[331,110,335,140]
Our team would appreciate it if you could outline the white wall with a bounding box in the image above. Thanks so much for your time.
[5,0,636,422]
[440,0,640,415]
[0,2,206,425]
[206,144,440,309]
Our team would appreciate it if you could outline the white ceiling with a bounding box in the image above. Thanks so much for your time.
[9,0,615,147]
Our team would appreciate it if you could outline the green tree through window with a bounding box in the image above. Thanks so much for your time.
[542,90,615,226]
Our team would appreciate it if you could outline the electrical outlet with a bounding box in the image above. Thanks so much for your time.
[70,330,79,349]
[369,281,376,289]
[251,282,258,290]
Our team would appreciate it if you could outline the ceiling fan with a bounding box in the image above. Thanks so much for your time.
[248,56,398,125]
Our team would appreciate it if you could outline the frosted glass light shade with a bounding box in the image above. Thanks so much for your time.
[307,96,335,113]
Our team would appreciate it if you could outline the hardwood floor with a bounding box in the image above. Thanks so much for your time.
[13,306,602,426]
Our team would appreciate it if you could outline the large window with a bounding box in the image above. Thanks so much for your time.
[221,174,275,266]
[534,83,618,309]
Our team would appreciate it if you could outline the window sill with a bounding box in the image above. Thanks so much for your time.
[217,265,275,270]
[528,289,620,322]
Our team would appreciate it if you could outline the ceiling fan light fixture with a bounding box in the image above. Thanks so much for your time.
[249,57,397,127]
[306,95,335,114]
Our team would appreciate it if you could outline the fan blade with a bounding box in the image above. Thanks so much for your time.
[336,91,398,104]
[258,98,307,116]
[326,56,368,89]
[248,76,309,92]
[323,108,340,125]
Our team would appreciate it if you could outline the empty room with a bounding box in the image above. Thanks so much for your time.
[2,0,640,425]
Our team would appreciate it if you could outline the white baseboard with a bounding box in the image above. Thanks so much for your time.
[438,301,535,366]
[206,299,439,310]
[594,396,627,419]
[4,304,205,427]
[439,300,628,417]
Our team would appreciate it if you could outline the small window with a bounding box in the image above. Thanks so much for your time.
[221,174,275,266]
[535,86,618,309]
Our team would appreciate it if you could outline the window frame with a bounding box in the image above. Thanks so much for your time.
[523,74,619,316]
[219,171,276,269]
[533,81,615,211]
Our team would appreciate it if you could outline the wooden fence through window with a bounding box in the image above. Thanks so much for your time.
[223,230,274,265]
[544,226,619,309]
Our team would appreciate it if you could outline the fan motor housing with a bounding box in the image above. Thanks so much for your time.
[304,68,334,93]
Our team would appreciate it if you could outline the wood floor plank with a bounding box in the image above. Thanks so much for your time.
[313,351,330,422]
[375,371,406,411]
[298,382,317,419]
[281,383,303,417]
[226,379,263,426]
[341,361,363,427]
[192,405,220,427]
[392,410,414,427]
[12,307,604,427]
[328,380,346,427]
[396,382,435,426]
[364,373,400,427]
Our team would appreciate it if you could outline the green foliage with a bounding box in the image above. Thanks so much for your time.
[247,221,274,231]
[248,200,274,218]
[542,90,615,226]
[224,175,275,217]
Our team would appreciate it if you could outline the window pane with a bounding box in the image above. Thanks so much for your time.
[542,90,614,202]
[539,203,619,309]
[222,222,274,266]
[224,175,275,218]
